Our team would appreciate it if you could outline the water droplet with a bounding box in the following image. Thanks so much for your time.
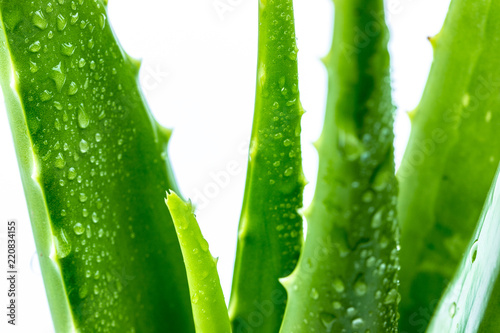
[73,223,84,235]
[284,167,294,177]
[29,41,41,53]
[372,169,390,191]
[55,153,66,169]
[283,139,292,146]
[78,58,86,68]
[371,208,383,228]
[200,238,209,252]
[332,278,345,293]
[33,10,48,30]
[92,212,99,223]
[99,13,106,29]
[61,42,76,56]
[57,14,67,31]
[366,256,376,267]
[79,139,89,153]
[339,130,363,161]
[95,133,102,142]
[51,62,66,92]
[449,302,457,318]
[354,278,367,296]
[40,90,53,102]
[54,229,71,258]
[310,288,319,300]
[332,301,342,310]
[78,105,89,128]
[70,12,79,25]
[346,307,357,317]
[68,167,76,180]
[79,192,88,202]
[383,288,400,304]
[352,318,364,330]
[54,101,63,110]
[192,293,199,304]
[29,60,39,73]
[68,81,78,95]
[470,240,479,263]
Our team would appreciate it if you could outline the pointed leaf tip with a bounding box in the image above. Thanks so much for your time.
[166,194,231,333]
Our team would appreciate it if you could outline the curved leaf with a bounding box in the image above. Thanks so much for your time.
[427,166,500,333]
[397,0,500,330]
[228,0,305,331]
[280,0,399,331]
[0,1,194,332]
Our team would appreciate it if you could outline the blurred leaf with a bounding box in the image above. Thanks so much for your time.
[427,166,500,332]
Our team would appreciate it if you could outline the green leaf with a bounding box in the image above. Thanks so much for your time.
[0,1,193,332]
[397,0,500,330]
[228,0,305,331]
[166,191,230,333]
[280,0,398,332]
[427,166,500,333]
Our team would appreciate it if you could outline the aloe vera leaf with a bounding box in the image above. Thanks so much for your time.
[0,1,194,332]
[281,0,399,333]
[166,191,231,333]
[397,0,500,330]
[426,166,500,333]
[279,0,398,332]
[228,0,305,331]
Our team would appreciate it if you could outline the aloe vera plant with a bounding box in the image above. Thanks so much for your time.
[4,0,500,332]
[279,0,399,331]
[228,0,305,332]
[397,0,500,330]
[0,1,194,332]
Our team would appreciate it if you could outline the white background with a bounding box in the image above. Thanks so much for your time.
[0,0,451,331]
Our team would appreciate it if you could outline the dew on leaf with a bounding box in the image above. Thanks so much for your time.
[73,223,84,235]
[57,14,67,31]
[33,10,48,30]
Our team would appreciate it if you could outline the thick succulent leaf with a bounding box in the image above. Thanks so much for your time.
[279,0,398,332]
[0,1,194,332]
[397,0,500,330]
[228,0,305,331]
[427,167,500,333]
[166,191,231,333]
